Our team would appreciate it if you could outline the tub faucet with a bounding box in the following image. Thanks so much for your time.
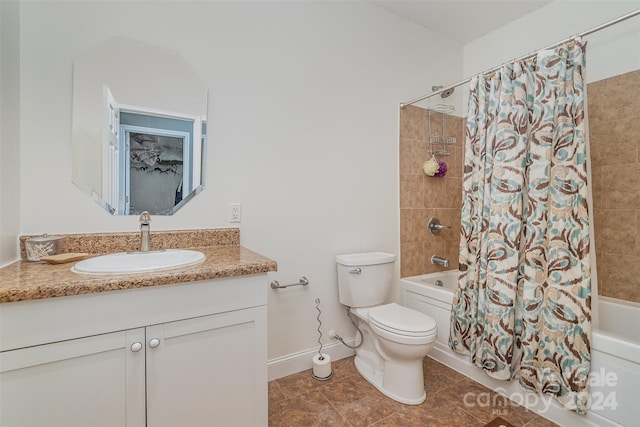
[431,255,449,268]
[139,211,151,252]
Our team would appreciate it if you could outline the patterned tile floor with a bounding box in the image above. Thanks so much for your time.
[269,356,560,427]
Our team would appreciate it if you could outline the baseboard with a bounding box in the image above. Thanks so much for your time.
[268,339,356,381]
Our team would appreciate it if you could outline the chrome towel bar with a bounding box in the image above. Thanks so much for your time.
[270,276,309,289]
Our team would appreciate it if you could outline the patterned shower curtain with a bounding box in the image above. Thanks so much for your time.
[449,38,592,414]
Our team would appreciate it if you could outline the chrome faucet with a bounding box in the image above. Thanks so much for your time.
[139,211,151,252]
[431,255,449,268]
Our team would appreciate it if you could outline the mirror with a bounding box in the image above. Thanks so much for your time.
[71,37,207,215]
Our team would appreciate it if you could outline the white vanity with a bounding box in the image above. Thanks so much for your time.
[0,229,276,427]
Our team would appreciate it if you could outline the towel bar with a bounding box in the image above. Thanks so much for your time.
[271,277,309,289]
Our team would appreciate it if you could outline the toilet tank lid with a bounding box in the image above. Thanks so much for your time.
[336,252,397,266]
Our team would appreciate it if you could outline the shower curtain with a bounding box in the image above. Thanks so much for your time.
[449,38,592,414]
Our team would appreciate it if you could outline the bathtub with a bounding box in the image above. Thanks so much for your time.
[401,271,640,427]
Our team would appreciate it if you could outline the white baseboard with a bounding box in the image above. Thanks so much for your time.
[268,339,356,381]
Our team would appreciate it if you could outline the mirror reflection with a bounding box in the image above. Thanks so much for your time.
[71,37,207,215]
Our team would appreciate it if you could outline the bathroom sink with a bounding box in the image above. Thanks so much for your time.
[71,249,206,275]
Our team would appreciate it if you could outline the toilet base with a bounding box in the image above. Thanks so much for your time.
[354,351,426,405]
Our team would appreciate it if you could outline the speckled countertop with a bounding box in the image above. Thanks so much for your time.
[0,228,277,303]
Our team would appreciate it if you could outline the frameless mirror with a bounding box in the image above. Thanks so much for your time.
[71,37,207,215]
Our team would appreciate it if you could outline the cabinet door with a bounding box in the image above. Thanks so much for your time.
[146,306,267,427]
[0,328,146,427]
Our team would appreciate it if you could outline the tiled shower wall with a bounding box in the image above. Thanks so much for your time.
[399,70,640,304]
[399,105,464,277]
[589,70,640,303]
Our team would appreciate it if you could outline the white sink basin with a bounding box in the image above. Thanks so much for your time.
[71,249,206,275]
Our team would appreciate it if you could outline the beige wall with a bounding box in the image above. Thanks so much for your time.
[590,70,640,303]
[399,105,464,277]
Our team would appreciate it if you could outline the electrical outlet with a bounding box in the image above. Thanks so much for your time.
[229,203,242,223]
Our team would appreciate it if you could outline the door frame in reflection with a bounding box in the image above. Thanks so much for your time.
[102,85,203,215]
[118,124,192,215]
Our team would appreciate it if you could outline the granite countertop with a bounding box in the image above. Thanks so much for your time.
[0,228,277,304]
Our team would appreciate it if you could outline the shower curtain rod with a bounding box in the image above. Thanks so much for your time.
[400,8,640,109]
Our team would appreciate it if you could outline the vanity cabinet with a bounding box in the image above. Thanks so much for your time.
[1,329,143,426]
[146,307,265,427]
[0,275,268,427]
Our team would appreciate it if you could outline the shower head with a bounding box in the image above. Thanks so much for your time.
[440,87,455,98]
[432,85,454,99]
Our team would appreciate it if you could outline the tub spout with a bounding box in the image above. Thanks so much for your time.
[431,255,449,268]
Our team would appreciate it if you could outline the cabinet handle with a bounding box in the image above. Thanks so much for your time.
[130,342,143,352]
[148,338,161,349]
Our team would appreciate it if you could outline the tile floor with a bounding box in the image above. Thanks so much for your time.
[269,356,560,427]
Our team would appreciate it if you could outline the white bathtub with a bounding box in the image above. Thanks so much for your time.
[402,271,640,427]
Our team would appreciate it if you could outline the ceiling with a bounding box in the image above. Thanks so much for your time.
[368,1,553,44]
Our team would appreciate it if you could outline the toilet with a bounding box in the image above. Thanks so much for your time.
[336,252,437,405]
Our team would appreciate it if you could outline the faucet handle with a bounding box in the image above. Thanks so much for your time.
[428,217,450,236]
[139,211,151,224]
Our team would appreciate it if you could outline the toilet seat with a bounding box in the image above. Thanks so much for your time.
[368,303,436,339]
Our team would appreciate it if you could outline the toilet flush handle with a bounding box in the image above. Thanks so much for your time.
[348,268,362,274]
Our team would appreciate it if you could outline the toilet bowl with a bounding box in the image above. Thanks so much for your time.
[351,304,436,404]
[336,253,438,405]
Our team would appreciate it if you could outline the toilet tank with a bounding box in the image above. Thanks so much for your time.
[336,252,396,308]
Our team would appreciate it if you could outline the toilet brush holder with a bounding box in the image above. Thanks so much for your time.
[312,353,333,380]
